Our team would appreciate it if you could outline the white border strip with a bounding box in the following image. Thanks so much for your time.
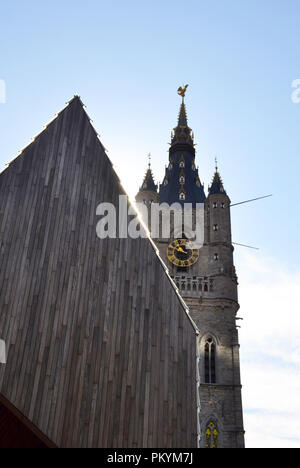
[0,339,6,364]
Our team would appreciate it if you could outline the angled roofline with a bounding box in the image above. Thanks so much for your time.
[0,393,57,448]
[0,95,108,178]
[1,95,198,336]
[132,201,200,336]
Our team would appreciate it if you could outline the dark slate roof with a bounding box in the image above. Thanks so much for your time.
[159,100,206,207]
[208,170,227,196]
[139,166,158,192]
[159,153,206,206]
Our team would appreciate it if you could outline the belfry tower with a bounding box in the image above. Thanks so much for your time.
[136,90,245,448]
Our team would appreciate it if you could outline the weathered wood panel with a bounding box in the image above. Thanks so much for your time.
[0,97,199,448]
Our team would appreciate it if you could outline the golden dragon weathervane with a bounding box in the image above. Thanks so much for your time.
[177,84,189,100]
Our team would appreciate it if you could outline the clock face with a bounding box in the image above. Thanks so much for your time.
[167,239,200,267]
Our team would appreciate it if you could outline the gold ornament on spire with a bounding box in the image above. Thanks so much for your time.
[177,84,189,99]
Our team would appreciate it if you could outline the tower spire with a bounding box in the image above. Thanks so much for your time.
[139,154,157,192]
[209,160,227,195]
[177,101,188,127]
[135,154,159,229]
[171,85,194,150]
[159,86,206,206]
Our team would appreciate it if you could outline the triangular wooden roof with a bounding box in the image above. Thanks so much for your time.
[0,97,199,448]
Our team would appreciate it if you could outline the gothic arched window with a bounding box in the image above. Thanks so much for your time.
[204,337,216,384]
[205,421,219,448]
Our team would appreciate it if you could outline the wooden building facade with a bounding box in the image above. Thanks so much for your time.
[0,97,200,448]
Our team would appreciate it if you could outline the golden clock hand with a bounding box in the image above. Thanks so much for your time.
[176,246,188,254]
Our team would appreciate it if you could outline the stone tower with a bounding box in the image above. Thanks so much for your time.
[136,96,245,448]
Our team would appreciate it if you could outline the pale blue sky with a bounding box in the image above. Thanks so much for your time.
[0,0,299,266]
[0,0,300,447]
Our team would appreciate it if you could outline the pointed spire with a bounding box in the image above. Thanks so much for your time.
[171,101,194,148]
[178,102,188,126]
[169,85,195,150]
[159,86,206,207]
[139,154,157,192]
[209,160,227,195]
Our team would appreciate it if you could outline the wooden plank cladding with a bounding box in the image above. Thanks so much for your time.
[0,97,199,448]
